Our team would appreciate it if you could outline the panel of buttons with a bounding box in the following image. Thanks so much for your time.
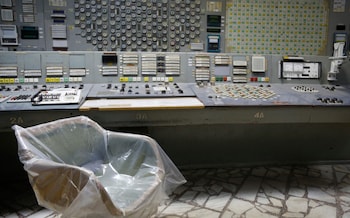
[74,0,202,51]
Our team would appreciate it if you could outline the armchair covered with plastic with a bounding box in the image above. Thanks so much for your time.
[12,116,186,218]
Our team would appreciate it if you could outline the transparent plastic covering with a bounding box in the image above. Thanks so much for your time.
[12,116,186,218]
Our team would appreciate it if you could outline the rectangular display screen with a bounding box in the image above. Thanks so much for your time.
[21,26,39,39]
[207,15,221,27]
[102,54,118,66]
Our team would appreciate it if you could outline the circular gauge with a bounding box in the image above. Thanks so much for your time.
[111,28,116,33]
[81,30,86,37]
[92,31,97,37]
[97,44,103,49]
[79,0,85,4]
[97,4,102,9]
[102,0,107,6]
[137,40,142,45]
[180,41,185,46]
[80,23,86,29]
[91,0,96,5]
[116,32,121,37]
[79,14,86,21]
[96,19,102,25]
[86,28,91,33]
[86,12,91,17]
[110,5,115,9]
[126,31,132,37]
[97,28,102,33]
[110,20,116,25]
[103,40,108,45]
[86,36,92,41]
[75,19,80,25]
[102,31,108,37]
[86,4,90,9]
[80,7,85,13]
[97,12,102,17]
[74,3,80,9]
[92,39,97,45]
[131,29,137,34]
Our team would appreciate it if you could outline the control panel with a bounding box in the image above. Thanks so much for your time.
[0,51,349,109]
[2,0,348,56]
[0,0,227,52]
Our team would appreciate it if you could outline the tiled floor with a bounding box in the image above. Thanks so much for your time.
[2,164,350,217]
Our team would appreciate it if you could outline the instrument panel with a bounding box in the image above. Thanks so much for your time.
[0,51,349,110]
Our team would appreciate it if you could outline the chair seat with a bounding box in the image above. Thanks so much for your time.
[13,116,186,217]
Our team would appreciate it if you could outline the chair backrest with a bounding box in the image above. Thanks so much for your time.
[13,116,108,167]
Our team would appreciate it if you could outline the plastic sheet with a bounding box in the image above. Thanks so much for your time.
[12,116,186,218]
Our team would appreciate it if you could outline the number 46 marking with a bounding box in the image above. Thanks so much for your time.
[254,112,264,119]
